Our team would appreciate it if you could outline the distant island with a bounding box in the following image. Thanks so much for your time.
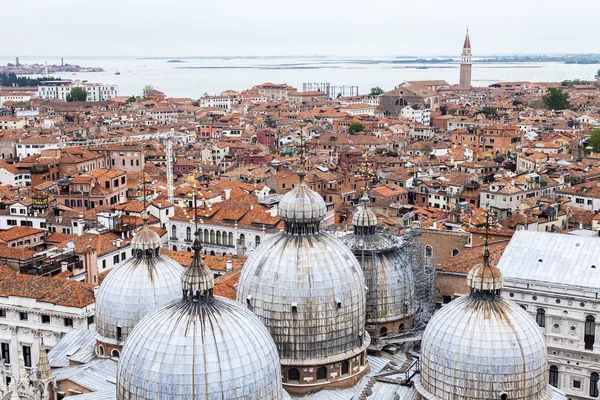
[0,63,104,75]
[166,59,187,63]
[477,54,600,64]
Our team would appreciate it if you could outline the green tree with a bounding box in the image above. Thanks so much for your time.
[542,88,570,110]
[143,85,154,98]
[126,95,137,104]
[448,108,458,116]
[597,69,600,76]
[370,87,384,96]
[348,122,365,134]
[67,87,87,102]
[475,107,498,118]
[589,128,600,153]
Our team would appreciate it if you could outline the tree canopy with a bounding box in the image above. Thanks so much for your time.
[370,87,384,96]
[475,107,498,118]
[542,88,570,110]
[348,122,365,134]
[589,128,600,153]
[67,87,88,102]
[597,69,600,76]
[0,72,60,87]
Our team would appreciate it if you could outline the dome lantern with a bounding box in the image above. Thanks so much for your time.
[181,230,214,300]
[466,217,504,295]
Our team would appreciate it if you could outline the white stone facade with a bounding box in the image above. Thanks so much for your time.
[0,297,94,380]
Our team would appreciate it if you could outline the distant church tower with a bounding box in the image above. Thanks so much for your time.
[459,30,472,87]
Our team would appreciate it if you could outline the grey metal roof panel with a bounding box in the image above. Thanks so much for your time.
[48,329,96,368]
[497,231,600,290]
[54,358,118,393]
[65,391,116,400]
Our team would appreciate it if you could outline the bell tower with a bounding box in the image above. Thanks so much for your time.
[459,29,472,87]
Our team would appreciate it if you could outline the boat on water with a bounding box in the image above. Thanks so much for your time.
[416,65,429,70]
[115,71,121,75]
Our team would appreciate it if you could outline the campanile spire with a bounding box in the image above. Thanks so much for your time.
[460,29,472,87]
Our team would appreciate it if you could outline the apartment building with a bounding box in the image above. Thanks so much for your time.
[37,81,119,102]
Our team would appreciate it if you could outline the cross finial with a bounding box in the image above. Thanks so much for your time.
[483,207,492,266]
[358,150,374,194]
[140,168,149,224]
[295,122,309,182]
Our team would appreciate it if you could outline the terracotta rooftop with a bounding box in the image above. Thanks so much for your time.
[0,274,95,308]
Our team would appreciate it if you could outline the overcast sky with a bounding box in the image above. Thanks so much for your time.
[4,0,599,57]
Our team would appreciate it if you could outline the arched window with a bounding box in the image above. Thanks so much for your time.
[172,245,177,251]
[536,309,546,328]
[288,368,300,382]
[255,236,261,246]
[98,345,104,356]
[380,327,388,337]
[399,323,405,333]
[171,225,177,239]
[186,227,191,242]
[425,245,433,258]
[228,232,234,247]
[452,248,460,257]
[500,394,508,400]
[210,230,215,244]
[216,231,221,245]
[341,361,349,376]
[203,229,209,244]
[585,315,596,350]
[360,352,365,366]
[316,367,327,381]
[239,234,245,247]
[549,365,559,387]
[591,373,599,398]
[111,349,120,358]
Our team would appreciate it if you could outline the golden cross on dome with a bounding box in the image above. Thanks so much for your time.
[358,150,375,193]
[139,169,149,223]
[295,122,309,172]
[482,207,494,266]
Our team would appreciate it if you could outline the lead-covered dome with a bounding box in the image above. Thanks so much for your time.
[342,193,416,340]
[415,244,552,400]
[118,231,284,400]
[95,215,183,353]
[238,168,370,394]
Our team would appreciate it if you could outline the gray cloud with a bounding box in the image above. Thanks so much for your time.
[4,0,599,57]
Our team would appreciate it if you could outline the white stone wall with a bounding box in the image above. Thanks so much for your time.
[0,297,94,380]
[502,281,600,400]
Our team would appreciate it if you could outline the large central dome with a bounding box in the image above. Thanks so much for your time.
[237,167,370,394]
[415,242,552,400]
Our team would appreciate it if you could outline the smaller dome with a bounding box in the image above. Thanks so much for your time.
[467,262,503,292]
[352,193,377,230]
[131,211,161,251]
[466,244,503,292]
[278,172,326,225]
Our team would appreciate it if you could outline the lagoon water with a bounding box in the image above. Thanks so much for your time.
[1,56,598,98]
